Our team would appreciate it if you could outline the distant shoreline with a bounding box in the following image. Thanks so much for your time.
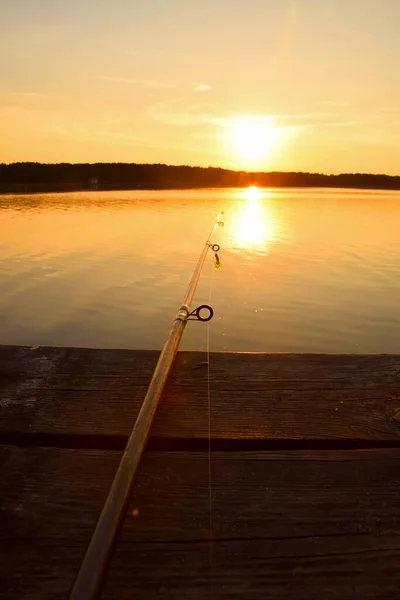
[2,185,400,196]
[1,162,399,194]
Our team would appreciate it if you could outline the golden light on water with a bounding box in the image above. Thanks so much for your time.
[245,185,263,203]
[231,187,278,252]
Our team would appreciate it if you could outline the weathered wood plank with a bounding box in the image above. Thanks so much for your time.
[3,538,400,600]
[2,447,400,543]
[105,540,400,600]
[1,446,400,598]
[1,346,400,441]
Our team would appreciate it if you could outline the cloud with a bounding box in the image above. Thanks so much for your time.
[192,83,212,93]
[374,106,400,115]
[322,100,351,108]
[148,99,360,136]
[148,100,217,126]
[95,76,176,89]
[9,92,60,99]
[277,112,339,122]
[0,91,67,112]
[91,131,150,147]
[270,112,358,129]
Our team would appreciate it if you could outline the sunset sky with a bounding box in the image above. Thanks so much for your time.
[1,0,399,174]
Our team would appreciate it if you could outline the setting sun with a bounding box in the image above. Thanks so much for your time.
[225,116,281,167]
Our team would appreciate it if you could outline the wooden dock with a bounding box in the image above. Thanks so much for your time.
[1,345,400,599]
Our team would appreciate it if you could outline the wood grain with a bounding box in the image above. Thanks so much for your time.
[1,346,400,441]
[2,446,400,543]
[1,446,400,599]
[3,538,400,600]
[1,346,400,598]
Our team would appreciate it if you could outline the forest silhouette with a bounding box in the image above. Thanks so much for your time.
[1,162,399,193]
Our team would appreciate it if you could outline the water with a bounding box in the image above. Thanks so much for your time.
[0,187,399,353]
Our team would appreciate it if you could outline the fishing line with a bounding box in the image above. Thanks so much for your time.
[206,257,217,597]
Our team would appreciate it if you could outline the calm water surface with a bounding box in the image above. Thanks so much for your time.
[1,187,399,353]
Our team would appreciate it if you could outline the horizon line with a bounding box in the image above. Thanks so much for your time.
[1,162,399,179]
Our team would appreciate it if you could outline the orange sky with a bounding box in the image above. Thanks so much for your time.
[1,0,399,174]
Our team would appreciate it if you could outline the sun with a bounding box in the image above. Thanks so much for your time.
[226,116,280,165]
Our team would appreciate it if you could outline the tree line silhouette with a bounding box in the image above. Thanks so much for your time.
[1,162,399,193]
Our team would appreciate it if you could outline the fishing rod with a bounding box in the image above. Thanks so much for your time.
[69,211,224,600]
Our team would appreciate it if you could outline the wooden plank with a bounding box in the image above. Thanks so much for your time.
[105,540,400,600]
[1,346,400,441]
[3,538,400,600]
[1,446,400,598]
[2,446,400,543]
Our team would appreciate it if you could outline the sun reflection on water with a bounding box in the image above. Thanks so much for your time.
[231,187,278,253]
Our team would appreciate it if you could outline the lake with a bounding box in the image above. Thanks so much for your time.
[1,187,399,353]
